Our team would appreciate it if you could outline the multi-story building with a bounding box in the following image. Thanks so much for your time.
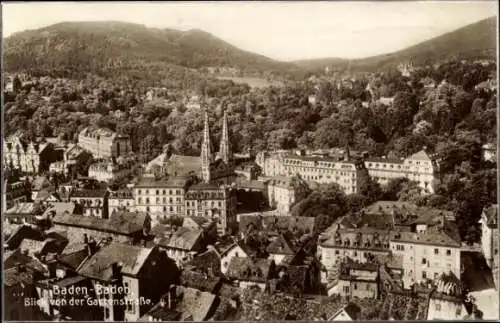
[365,149,438,194]
[4,180,31,212]
[133,176,190,225]
[265,176,309,216]
[49,144,93,177]
[77,243,177,321]
[336,261,379,299]
[185,183,237,235]
[255,151,287,177]
[88,160,134,183]
[78,127,131,159]
[480,204,498,269]
[70,189,109,219]
[108,188,135,215]
[390,217,461,289]
[3,134,59,174]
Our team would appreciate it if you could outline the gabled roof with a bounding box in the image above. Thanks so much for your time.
[5,225,45,249]
[52,210,148,236]
[407,150,432,161]
[185,249,221,275]
[266,234,297,255]
[181,270,222,293]
[156,227,203,251]
[78,243,154,281]
[4,267,36,288]
[226,257,273,283]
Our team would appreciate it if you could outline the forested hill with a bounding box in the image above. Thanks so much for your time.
[3,21,302,78]
[293,16,497,73]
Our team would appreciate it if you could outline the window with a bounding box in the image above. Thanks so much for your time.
[335,250,340,255]
[235,252,239,257]
[169,206,173,212]
[138,189,142,195]
[176,190,181,195]
[162,190,166,195]
[145,190,149,194]
[435,303,441,311]
[343,286,349,293]
[422,258,427,265]
[146,198,150,204]
[354,283,358,290]
[396,245,405,251]
[169,190,172,195]
[138,197,142,204]
[434,248,439,255]
[156,190,159,195]
[422,271,427,279]
[446,249,451,256]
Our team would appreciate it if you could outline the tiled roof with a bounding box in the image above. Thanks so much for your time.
[70,189,108,198]
[78,243,153,280]
[134,176,189,188]
[42,202,77,218]
[178,286,217,321]
[185,249,221,275]
[226,257,273,283]
[156,227,203,251]
[79,127,117,139]
[407,150,432,161]
[52,210,148,236]
[365,157,404,164]
[239,215,316,236]
[392,223,461,248]
[59,244,90,270]
[214,236,238,256]
[143,302,182,321]
[267,234,298,255]
[164,154,202,177]
[5,225,45,249]
[4,267,36,287]
[181,270,222,293]
[31,176,51,191]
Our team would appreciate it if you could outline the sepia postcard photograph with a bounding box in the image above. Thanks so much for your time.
[1,1,499,321]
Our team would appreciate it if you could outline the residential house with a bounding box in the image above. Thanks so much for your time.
[4,202,40,226]
[70,189,109,218]
[133,176,190,224]
[265,176,309,216]
[329,303,362,321]
[335,261,379,299]
[3,134,59,174]
[185,183,237,235]
[226,257,275,290]
[4,180,31,211]
[108,188,135,215]
[213,236,250,274]
[77,243,178,321]
[267,234,300,265]
[141,285,218,321]
[155,227,206,266]
[482,143,497,162]
[49,144,93,177]
[4,265,43,321]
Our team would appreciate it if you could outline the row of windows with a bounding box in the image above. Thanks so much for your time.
[136,189,182,195]
[137,197,183,204]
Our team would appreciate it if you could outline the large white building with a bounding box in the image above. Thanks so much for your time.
[365,150,439,194]
[78,127,131,159]
[3,134,58,174]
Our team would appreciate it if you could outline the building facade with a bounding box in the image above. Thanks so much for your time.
[480,204,498,268]
[365,150,438,194]
[70,189,109,219]
[78,127,131,159]
[4,135,59,174]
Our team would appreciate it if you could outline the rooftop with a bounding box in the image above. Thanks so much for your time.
[52,210,149,236]
[78,243,153,281]
[134,176,189,188]
[156,227,203,251]
[226,257,273,283]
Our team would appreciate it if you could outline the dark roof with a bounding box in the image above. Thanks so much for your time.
[156,227,203,251]
[365,157,404,164]
[226,257,273,283]
[52,210,149,236]
[267,234,298,255]
[4,267,36,287]
[185,249,221,276]
[59,246,90,270]
[393,223,461,248]
[70,189,108,198]
[214,236,238,256]
[5,225,45,249]
[134,176,189,188]
[143,301,182,321]
[181,270,222,293]
[78,243,154,281]
[109,189,133,199]
[239,215,316,236]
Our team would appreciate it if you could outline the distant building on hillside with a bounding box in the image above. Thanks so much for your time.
[78,127,131,159]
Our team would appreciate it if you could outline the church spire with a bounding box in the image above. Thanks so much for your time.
[219,109,231,164]
[201,107,212,183]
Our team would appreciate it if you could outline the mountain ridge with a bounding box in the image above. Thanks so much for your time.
[3,17,497,77]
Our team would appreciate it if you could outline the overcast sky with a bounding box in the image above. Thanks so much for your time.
[2,1,497,61]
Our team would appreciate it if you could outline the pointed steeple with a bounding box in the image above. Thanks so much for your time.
[219,109,231,164]
[201,107,212,183]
